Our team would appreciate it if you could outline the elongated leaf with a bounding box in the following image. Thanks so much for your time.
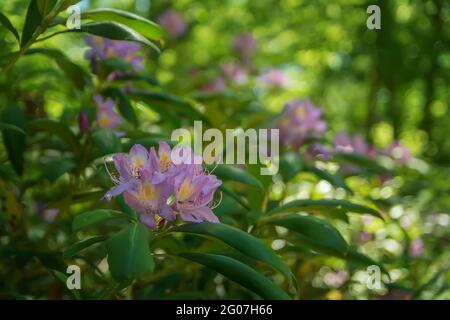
[178,252,290,300]
[63,236,108,259]
[26,119,79,153]
[102,87,137,126]
[262,213,348,256]
[26,48,91,90]
[91,128,122,156]
[206,164,264,189]
[79,22,160,52]
[130,90,208,123]
[340,248,389,276]
[304,166,352,193]
[72,209,129,232]
[1,106,26,175]
[21,0,43,47]
[51,270,82,299]
[0,122,26,135]
[43,157,77,182]
[279,151,303,180]
[81,8,162,41]
[333,152,387,173]
[106,223,155,281]
[0,11,20,42]
[173,222,296,288]
[267,199,383,220]
[37,0,57,16]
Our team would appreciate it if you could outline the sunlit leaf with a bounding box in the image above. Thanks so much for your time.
[177,252,290,300]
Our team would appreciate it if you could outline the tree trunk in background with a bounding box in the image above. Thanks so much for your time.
[421,0,443,144]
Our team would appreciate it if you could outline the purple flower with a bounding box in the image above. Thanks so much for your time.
[200,77,226,93]
[409,238,424,257]
[85,36,143,75]
[103,143,222,229]
[232,33,257,65]
[384,141,411,165]
[124,169,175,229]
[274,99,327,149]
[174,165,222,223]
[334,133,376,156]
[221,63,248,85]
[305,143,332,161]
[94,95,122,129]
[157,9,186,38]
[258,69,290,89]
[358,231,373,243]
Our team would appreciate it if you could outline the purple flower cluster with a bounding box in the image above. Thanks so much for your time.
[103,142,222,229]
[274,99,327,149]
[258,68,290,89]
[157,9,187,38]
[85,36,143,77]
[94,94,122,129]
[232,33,257,66]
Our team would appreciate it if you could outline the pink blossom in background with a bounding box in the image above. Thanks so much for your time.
[157,9,187,38]
[274,99,327,149]
[409,238,424,257]
[94,95,122,129]
[200,77,226,93]
[334,132,376,156]
[358,231,373,243]
[384,141,412,164]
[85,37,143,75]
[232,33,257,65]
[221,63,248,85]
[258,68,290,89]
[305,143,332,161]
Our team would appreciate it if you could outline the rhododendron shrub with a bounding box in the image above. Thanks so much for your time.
[0,0,447,301]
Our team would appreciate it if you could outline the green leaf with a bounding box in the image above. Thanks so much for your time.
[333,152,387,173]
[262,213,348,256]
[279,151,303,180]
[173,222,296,288]
[106,223,155,281]
[267,199,383,220]
[178,252,290,300]
[72,209,129,232]
[130,90,208,124]
[26,48,91,90]
[37,0,57,16]
[21,0,43,47]
[206,164,264,189]
[26,119,80,153]
[340,248,389,276]
[0,11,20,42]
[79,22,160,53]
[304,166,353,193]
[81,8,162,41]
[1,106,26,176]
[43,157,77,182]
[63,236,108,259]
[102,87,137,126]
[51,270,82,299]
[60,0,83,11]
[91,128,122,156]
[0,122,26,135]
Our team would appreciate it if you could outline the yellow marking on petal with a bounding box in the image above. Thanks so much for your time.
[137,183,161,203]
[178,179,195,201]
[98,113,111,128]
[160,151,171,171]
[132,157,145,169]
[295,107,306,119]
